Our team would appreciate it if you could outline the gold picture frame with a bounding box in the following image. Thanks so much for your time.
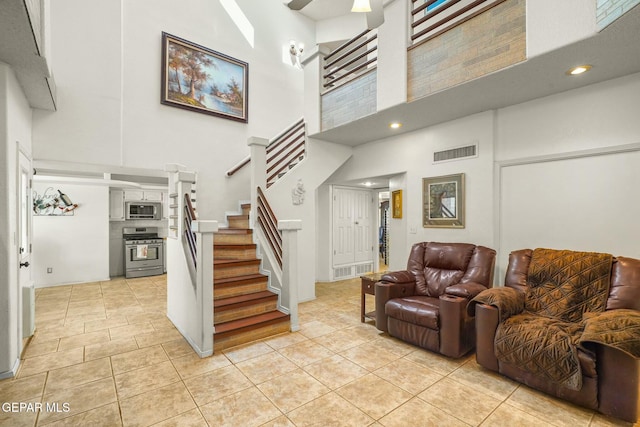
[161,32,249,122]
[392,190,402,218]
[422,173,465,228]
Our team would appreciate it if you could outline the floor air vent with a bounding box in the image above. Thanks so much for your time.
[334,266,353,280]
[433,143,477,163]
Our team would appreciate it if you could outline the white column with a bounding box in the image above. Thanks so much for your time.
[192,220,218,355]
[301,46,330,135]
[278,219,303,332]
[248,136,268,228]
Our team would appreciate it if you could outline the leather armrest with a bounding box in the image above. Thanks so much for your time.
[475,303,500,371]
[374,281,415,333]
[446,282,487,299]
[381,270,414,284]
[597,344,640,422]
[439,295,473,358]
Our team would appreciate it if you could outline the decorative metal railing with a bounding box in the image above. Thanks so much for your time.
[410,0,506,47]
[256,186,283,268]
[266,118,306,188]
[322,28,378,92]
[184,193,197,268]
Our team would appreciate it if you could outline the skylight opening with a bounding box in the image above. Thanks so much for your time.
[220,0,254,48]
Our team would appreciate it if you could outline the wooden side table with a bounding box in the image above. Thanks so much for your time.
[360,272,386,323]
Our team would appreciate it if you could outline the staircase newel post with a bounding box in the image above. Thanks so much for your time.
[278,219,302,332]
[192,220,218,354]
[247,137,269,228]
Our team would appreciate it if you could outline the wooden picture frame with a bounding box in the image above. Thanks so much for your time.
[392,190,402,219]
[422,173,465,228]
[161,32,248,122]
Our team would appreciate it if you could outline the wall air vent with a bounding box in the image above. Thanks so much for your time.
[433,143,478,164]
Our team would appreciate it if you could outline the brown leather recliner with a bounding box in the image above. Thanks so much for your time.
[471,249,640,423]
[375,242,496,358]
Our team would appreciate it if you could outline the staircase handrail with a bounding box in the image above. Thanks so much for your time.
[225,118,305,180]
[257,186,283,268]
[166,167,215,358]
[184,193,197,268]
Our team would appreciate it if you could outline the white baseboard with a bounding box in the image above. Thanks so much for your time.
[0,358,20,380]
[166,313,213,358]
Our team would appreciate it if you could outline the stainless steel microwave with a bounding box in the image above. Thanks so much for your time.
[125,201,161,220]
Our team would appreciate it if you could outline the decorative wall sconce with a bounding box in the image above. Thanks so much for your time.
[289,40,305,68]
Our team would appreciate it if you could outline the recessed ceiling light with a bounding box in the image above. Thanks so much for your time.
[362,181,375,187]
[567,65,592,75]
[389,122,402,129]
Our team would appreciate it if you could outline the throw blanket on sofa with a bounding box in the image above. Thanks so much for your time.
[495,249,613,390]
[525,249,613,323]
[581,309,640,359]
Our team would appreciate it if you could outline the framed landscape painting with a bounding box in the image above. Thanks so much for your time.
[161,32,248,122]
[422,173,465,228]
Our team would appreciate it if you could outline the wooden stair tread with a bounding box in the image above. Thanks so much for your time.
[214,273,267,286]
[215,311,289,335]
[214,290,277,309]
[214,258,260,266]
[214,244,257,249]
[215,228,252,235]
[227,214,249,219]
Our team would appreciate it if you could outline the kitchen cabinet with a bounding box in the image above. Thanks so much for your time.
[124,189,163,202]
[109,189,125,221]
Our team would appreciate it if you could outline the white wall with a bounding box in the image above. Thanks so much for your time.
[32,0,315,223]
[495,72,640,278]
[33,183,110,287]
[526,0,597,58]
[325,111,496,278]
[264,138,352,301]
[0,62,33,378]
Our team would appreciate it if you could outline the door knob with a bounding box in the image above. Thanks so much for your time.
[20,261,30,268]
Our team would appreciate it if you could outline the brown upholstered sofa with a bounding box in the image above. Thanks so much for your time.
[375,242,496,358]
[470,248,640,423]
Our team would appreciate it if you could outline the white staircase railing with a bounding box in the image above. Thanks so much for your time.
[165,164,217,357]
[247,138,302,331]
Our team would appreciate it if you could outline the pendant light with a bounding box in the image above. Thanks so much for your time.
[351,0,372,12]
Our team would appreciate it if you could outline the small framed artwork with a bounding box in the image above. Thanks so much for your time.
[161,32,249,122]
[423,173,465,228]
[392,190,402,219]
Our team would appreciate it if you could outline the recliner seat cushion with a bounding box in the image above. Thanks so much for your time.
[386,296,439,329]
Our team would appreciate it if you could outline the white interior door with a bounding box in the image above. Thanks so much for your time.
[353,190,373,263]
[332,187,374,268]
[18,150,33,338]
[333,187,355,266]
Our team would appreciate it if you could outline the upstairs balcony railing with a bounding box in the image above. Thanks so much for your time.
[410,0,506,46]
[322,28,378,92]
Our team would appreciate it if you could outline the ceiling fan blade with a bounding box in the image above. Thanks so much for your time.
[286,0,314,11]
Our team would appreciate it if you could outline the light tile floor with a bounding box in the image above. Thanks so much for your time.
[0,275,636,426]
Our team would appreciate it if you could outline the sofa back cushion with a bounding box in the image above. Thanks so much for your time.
[608,256,640,310]
[407,242,475,296]
[524,249,612,323]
